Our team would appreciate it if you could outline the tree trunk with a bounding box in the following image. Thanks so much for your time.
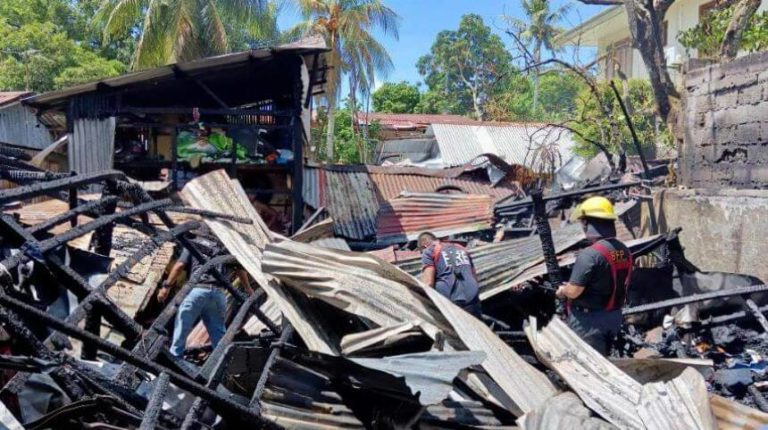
[471,86,483,120]
[532,42,542,115]
[623,0,680,134]
[325,33,340,161]
[325,101,336,161]
[720,0,761,60]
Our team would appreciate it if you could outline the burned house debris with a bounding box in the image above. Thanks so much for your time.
[0,47,767,430]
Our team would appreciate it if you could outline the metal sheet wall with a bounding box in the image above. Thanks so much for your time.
[69,117,116,174]
[0,104,53,150]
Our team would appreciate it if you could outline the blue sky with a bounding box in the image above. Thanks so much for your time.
[278,1,607,89]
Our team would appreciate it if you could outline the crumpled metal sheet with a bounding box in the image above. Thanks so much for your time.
[637,368,716,430]
[526,317,717,430]
[350,351,486,405]
[262,240,560,415]
[394,223,586,300]
[180,170,338,355]
[518,392,618,430]
[340,322,419,355]
[375,192,493,244]
[262,240,455,343]
[710,394,768,430]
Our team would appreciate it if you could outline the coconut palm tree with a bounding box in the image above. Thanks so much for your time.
[509,0,571,115]
[290,0,399,160]
[97,0,278,70]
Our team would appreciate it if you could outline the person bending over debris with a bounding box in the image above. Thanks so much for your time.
[556,197,633,355]
[158,242,252,358]
[419,232,482,317]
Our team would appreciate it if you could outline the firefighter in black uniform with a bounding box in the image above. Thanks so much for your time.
[555,196,633,355]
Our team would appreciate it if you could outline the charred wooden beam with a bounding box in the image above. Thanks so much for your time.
[746,299,768,333]
[139,373,171,430]
[624,284,768,315]
[0,170,125,204]
[0,292,278,427]
[27,196,120,235]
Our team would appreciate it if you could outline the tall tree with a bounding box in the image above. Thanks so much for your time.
[578,0,762,138]
[290,0,399,160]
[372,81,421,113]
[0,0,126,91]
[97,0,275,70]
[507,0,571,114]
[417,14,513,120]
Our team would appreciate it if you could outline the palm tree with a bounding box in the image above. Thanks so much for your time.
[97,0,277,70]
[509,0,571,115]
[290,0,399,160]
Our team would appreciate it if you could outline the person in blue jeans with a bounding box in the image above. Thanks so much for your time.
[158,246,250,358]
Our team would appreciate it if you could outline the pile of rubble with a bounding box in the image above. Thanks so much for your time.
[1,144,768,429]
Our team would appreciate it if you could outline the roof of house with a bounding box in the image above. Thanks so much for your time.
[428,123,576,169]
[25,36,329,110]
[357,113,485,129]
[553,6,625,47]
[0,92,32,107]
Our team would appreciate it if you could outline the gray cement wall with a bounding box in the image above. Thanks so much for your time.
[641,188,768,282]
[681,51,768,188]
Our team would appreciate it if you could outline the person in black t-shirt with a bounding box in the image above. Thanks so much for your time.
[419,232,482,318]
[555,197,633,355]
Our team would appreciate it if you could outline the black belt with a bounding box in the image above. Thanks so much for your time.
[570,304,602,314]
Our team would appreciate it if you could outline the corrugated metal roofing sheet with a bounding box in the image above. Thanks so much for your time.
[376,193,493,244]
[0,92,30,107]
[394,223,586,299]
[357,113,484,128]
[26,36,328,107]
[430,123,575,168]
[0,104,54,150]
[304,165,522,240]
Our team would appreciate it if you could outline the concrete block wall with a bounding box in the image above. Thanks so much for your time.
[640,188,768,282]
[681,51,768,188]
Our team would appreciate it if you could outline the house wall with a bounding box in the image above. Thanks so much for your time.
[593,0,768,82]
[640,188,768,283]
[679,51,768,188]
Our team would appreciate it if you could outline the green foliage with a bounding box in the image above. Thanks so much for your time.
[414,89,458,115]
[570,79,671,158]
[417,14,513,118]
[312,107,382,164]
[484,71,586,122]
[0,0,128,91]
[678,6,768,58]
[0,21,125,92]
[372,81,421,113]
[97,0,278,69]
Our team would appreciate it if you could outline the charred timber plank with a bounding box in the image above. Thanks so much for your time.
[250,325,294,412]
[180,342,239,429]
[746,299,768,333]
[623,284,768,315]
[27,196,120,234]
[748,385,768,413]
[140,372,170,430]
[48,222,199,348]
[114,181,252,308]
[0,214,143,338]
[0,292,277,427]
[495,181,642,213]
[0,170,125,204]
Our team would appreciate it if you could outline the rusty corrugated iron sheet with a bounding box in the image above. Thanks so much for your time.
[0,92,30,107]
[304,158,526,241]
[375,193,493,244]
